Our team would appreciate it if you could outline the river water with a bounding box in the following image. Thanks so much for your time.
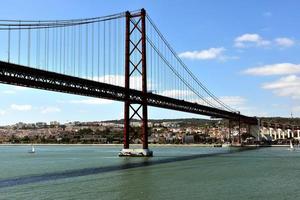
[0,145,300,200]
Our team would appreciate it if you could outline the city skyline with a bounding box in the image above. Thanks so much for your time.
[0,0,299,125]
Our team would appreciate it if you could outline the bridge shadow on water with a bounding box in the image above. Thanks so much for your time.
[0,147,257,189]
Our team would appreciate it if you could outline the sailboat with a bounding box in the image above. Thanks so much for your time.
[28,144,35,153]
[289,140,295,151]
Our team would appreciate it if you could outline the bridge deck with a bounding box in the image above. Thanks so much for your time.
[0,61,257,124]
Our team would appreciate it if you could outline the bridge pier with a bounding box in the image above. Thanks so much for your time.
[119,9,152,157]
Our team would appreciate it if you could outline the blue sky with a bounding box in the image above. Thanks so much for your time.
[0,0,300,125]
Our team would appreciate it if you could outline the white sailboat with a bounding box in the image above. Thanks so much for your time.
[28,144,35,153]
[289,140,295,151]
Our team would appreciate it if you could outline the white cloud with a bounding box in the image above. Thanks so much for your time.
[0,109,6,116]
[1,85,29,95]
[89,75,153,91]
[158,91,247,112]
[12,86,29,91]
[10,104,32,111]
[160,90,193,98]
[218,96,246,108]
[262,75,300,99]
[235,34,295,49]
[243,63,300,76]
[69,98,113,105]
[3,90,16,94]
[215,96,266,116]
[40,106,61,114]
[178,47,226,60]
[234,33,271,48]
[274,37,295,48]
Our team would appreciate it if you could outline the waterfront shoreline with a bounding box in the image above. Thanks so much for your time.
[0,143,214,147]
[0,143,291,147]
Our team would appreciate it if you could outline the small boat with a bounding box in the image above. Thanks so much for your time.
[222,142,231,148]
[28,144,35,153]
[289,140,295,151]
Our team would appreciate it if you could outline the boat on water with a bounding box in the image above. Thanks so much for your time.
[289,140,295,151]
[28,144,35,153]
[222,142,231,148]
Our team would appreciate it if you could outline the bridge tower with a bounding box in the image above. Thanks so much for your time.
[120,9,153,157]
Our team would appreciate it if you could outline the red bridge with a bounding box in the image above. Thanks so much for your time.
[0,9,258,156]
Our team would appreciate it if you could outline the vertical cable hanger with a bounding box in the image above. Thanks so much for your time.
[18,21,21,65]
[28,27,31,66]
[85,23,88,79]
[103,21,106,83]
[78,24,82,78]
[97,21,100,82]
[91,22,94,80]
[7,25,11,62]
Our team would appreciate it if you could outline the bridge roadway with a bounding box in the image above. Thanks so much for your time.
[0,61,258,124]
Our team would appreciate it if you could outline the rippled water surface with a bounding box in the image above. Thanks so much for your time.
[0,145,299,200]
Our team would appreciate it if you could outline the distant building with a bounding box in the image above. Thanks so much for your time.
[16,122,26,129]
[182,135,194,144]
[50,121,60,127]
[162,122,180,128]
[131,122,142,127]
[36,122,47,128]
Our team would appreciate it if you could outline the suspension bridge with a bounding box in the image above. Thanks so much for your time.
[0,9,259,156]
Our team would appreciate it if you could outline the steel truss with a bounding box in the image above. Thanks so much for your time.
[0,60,258,125]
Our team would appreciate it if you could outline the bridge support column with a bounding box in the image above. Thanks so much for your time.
[120,9,152,157]
[141,8,149,151]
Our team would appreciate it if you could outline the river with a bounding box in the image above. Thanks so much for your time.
[0,145,299,200]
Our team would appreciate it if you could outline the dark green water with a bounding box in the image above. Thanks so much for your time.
[0,145,299,200]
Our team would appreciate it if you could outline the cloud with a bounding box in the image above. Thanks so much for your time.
[160,90,193,98]
[10,104,32,111]
[158,91,247,112]
[0,109,6,116]
[216,96,267,116]
[40,106,61,114]
[218,96,246,108]
[274,37,295,48]
[3,90,16,94]
[69,98,113,105]
[1,85,29,95]
[235,34,295,49]
[234,33,271,48]
[13,86,29,90]
[262,75,300,99]
[89,75,153,91]
[178,47,226,60]
[243,63,300,76]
